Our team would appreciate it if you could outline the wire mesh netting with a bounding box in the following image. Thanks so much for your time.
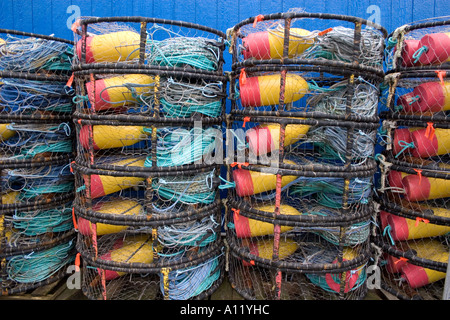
[375,18,450,300]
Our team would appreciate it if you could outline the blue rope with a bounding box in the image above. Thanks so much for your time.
[1,123,72,158]
[0,35,73,73]
[152,169,217,205]
[0,78,72,114]
[160,253,222,300]
[5,164,73,200]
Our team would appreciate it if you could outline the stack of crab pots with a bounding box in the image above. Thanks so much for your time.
[0,29,76,295]
[224,12,386,300]
[376,17,450,300]
[70,17,227,300]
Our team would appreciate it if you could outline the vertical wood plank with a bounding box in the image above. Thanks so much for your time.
[174,0,196,23]
[109,0,133,17]
[32,0,53,35]
[12,0,33,32]
[91,0,112,18]
[0,0,15,34]
[132,0,154,17]
[52,0,74,40]
[196,0,218,29]
[412,0,436,23]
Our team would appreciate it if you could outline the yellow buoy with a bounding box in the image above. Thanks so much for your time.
[233,204,301,238]
[85,74,154,111]
[242,237,298,266]
[1,191,19,204]
[79,125,148,150]
[232,159,298,197]
[246,121,310,156]
[402,174,450,201]
[240,73,309,107]
[99,234,153,280]
[78,199,143,236]
[0,123,16,142]
[85,157,146,199]
[76,31,140,63]
[385,206,450,241]
[400,239,449,288]
[242,27,314,60]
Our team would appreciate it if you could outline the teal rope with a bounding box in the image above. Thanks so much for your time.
[12,206,73,236]
[412,45,428,64]
[306,265,367,293]
[6,240,75,283]
[394,140,414,158]
[143,127,217,167]
[146,36,220,71]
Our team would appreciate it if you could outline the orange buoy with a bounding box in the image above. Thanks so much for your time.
[85,74,154,111]
[242,27,314,60]
[402,174,450,202]
[233,204,301,238]
[99,235,153,280]
[79,125,148,150]
[417,32,450,65]
[242,237,298,266]
[0,123,15,141]
[400,240,448,289]
[401,81,450,113]
[76,31,140,63]
[246,121,310,156]
[240,73,308,107]
[410,127,450,158]
[232,159,298,197]
[78,199,143,236]
[85,157,146,199]
[385,208,450,241]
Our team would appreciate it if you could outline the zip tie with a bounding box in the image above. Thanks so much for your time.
[231,208,240,221]
[318,28,333,36]
[64,73,75,95]
[435,70,446,86]
[75,252,81,272]
[395,257,409,265]
[415,217,430,227]
[242,116,250,128]
[72,207,78,231]
[231,162,249,169]
[239,68,247,85]
[253,14,264,28]
[413,168,422,185]
[425,122,435,141]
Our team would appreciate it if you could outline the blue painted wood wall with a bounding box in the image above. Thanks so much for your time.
[0,0,448,75]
